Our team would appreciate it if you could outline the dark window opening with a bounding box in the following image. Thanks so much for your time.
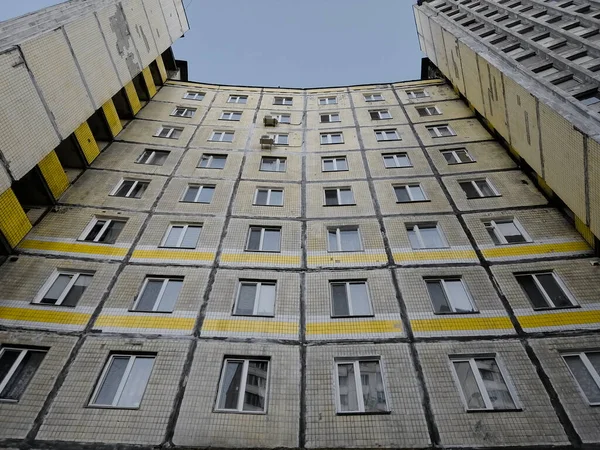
[149,61,163,87]
[12,167,53,225]
[87,108,112,151]
[112,88,134,121]
[132,72,150,102]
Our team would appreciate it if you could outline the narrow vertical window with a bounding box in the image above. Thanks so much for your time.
[0,347,46,401]
[335,359,388,413]
[234,281,276,316]
[330,281,372,317]
[562,352,600,405]
[425,278,475,313]
[35,271,93,306]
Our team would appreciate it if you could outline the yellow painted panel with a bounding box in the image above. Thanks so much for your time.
[0,306,90,325]
[203,319,298,335]
[142,67,157,98]
[101,99,123,137]
[536,175,554,198]
[411,316,514,332]
[124,81,142,115]
[393,249,477,262]
[574,216,595,249]
[518,310,600,328]
[0,188,31,247]
[95,315,195,330]
[132,249,215,261]
[220,253,301,265]
[307,253,387,265]
[74,122,100,164]
[306,320,402,335]
[38,150,69,199]
[19,239,128,257]
[481,241,590,259]
[156,55,168,83]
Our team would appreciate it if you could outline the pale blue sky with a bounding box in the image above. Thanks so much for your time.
[0,0,423,87]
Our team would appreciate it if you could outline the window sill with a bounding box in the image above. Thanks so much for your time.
[327,250,365,253]
[29,302,76,308]
[446,160,476,165]
[322,169,349,173]
[376,139,402,143]
[244,250,282,254]
[153,136,179,140]
[396,200,431,204]
[179,201,212,204]
[532,304,580,312]
[433,310,480,316]
[252,204,284,207]
[385,166,413,169]
[331,314,375,319]
[321,143,345,145]
[159,246,197,249]
[233,313,275,319]
[134,162,163,166]
[128,309,173,314]
[77,240,114,245]
[86,404,141,410]
[213,409,267,415]
[494,240,533,246]
[465,408,522,413]
[324,204,357,207]
[336,410,391,416]
[466,195,501,199]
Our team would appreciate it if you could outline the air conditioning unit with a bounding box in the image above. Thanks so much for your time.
[260,135,274,149]
[263,115,278,126]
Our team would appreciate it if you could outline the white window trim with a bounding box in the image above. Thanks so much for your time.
[220,111,242,121]
[364,93,384,102]
[198,154,226,169]
[209,131,234,142]
[215,358,270,413]
[274,97,293,105]
[333,358,389,413]
[517,272,577,308]
[461,179,500,198]
[78,217,125,243]
[441,148,474,164]
[406,89,429,99]
[183,91,204,100]
[320,113,341,123]
[484,218,531,245]
[132,277,181,312]
[160,224,202,248]
[254,188,284,206]
[319,96,338,105]
[181,185,214,203]
[234,281,277,316]
[260,157,286,172]
[246,227,281,252]
[227,95,248,104]
[110,179,149,198]
[324,188,354,206]
[322,157,348,172]
[383,153,412,168]
[428,125,457,138]
[327,227,362,252]
[562,351,600,405]
[171,106,196,118]
[330,281,373,317]
[320,133,344,145]
[154,126,182,139]
[273,113,291,124]
[0,348,36,398]
[375,129,400,141]
[394,184,428,202]
[407,223,448,249]
[370,109,392,120]
[273,134,289,145]
[426,278,476,313]
[33,270,92,305]
[417,105,442,116]
[136,149,169,165]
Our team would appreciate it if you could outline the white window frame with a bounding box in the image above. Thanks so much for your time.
[407,223,448,249]
[319,96,338,105]
[183,91,205,100]
[406,89,429,99]
[132,277,183,312]
[273,96,293,105]
[209,131,234,142]
[394,184,428,202]
[425,278,476,313]
[34,270,93,306]
[441,148,474,164]
[484,218,531,245]
[198,153,227,169]
[375,129,401,141]
[260,157,286,172]
[273,134,289,145]
[369,109,392,120]
[227,95,248,104]
[334,358,389,414]
[324,187,355,206]
[322,156,348,172]
[79,217,126,243]
[154,126,182,139]
[234,281,277,317]
[416,105,441,116]
[427,124,456,138]
[0,347,46,401]
[516,272,577,309]
[220,111,242,121]
[273,113,291,124]
[181,185,215,203]
[160,224,202,248]
[330,281,373,317]
[215,358,270,413]
[320,132,344,145]
[110,179,149,198]
[246,227,281,252]
[254,188,284,206]
[460,179,500,198]
[364,93,384,102]
[562,351,600,405]
[327,226,362,252]
[383,152,412,168]
[171,106,196,118]
[320,113,341,123]
[135,149,170,166]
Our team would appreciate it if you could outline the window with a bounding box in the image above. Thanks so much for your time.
[184,91,204,100]
[459,179,499,198]
[171,106,196,118]
[325,188,355,206]
[154,126,183,139]
[335,359,388,413]
[515,272,575,309]
[234,281,276,316]
[441,148,474,164]
[364,93,384,102]
[484,219,530,244]
[274,96,293,105]
[220,111,242,121]
[320,113,341,123]
[375,129,400,141]
[407,223,447,249]
[81,217,126,244]
[182,185,215,203]
[416,105,441,116]
[319,97,337,105]
[383,153,411,168]
[216,358,269,412]
[394,184,427,202]
[246,227,281,252]
[260,157,286,172]
[0,347,46,401]
[136,149,169,166]
[369,109,392,120]
[198,153,227,169]
[427,125,456,138]
[133,277,183,312]
[330,281,372,317]
[425,278,475,313]
[90,354,155,408]
[35,271,93,306]
[320,132,344,144]
[254,188,284,206]
[209,131,234,142]
[576,91,600,107]
[322,156,348,172]
[273,134,289,145]
[562,352,600,404]
[406,89,428,99]
[161,224,202,249]
[328,227,362,252]
[111,179,149,199]
[274,113,291,124]
[228,95,247,104]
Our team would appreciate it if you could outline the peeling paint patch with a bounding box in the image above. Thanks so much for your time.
[135,24,151,53]
[109,6,140,77]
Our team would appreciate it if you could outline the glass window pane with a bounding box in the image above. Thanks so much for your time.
[94,356,129,405]
[359,361,387,412]
[331,284,349,316]
[409,185,426,201]
[420,226,444,248]
[213,156,226,168]
[218,361,243,409]
[164,226,183,247]
[247,229,261,250]
[42,274,73,304]
[496,221,526,243]
[537,274,572,307]
[236,284,257,315]
[443,151,457,163]
[262,230,281,251]
[476,359,516,409]
[323,160,334,171]
[383,156,396,168]
[589,353,600,375]
[136,280,164,311]
[85,220,106,241]
[407,228,421,249]
[349,283,371,315]
[118,357,154,407]
[0,350,20,387]
[0,350,45,401]
[456,150,472,162]
[426,281,451,313]
[256,284,276,316]
[328,230,338,251]
[396,154,410,167]
[453,361,486,409]
[517,275,549,308]
[61,274,92,307]
[183,187,198,202]
[243,361,268,411]
[564,355,600,403]
[340,189,354,204]
[255,190,268,205]
[115,180,134,196]
[445,280,473,312]
[181,226,201,249]
[338,363,359,412]
[337,158,348,171]
[198,187,214,203]
[156,280,182,312]
[332,134,343,143]
[261,158,274,171]
[270,190,283,206]
[325,190,338,205]
[395,187,410,202]
[153,152,168,165]
[340,229,360,251]
[475,180,494,196]
[460,181,479,198]
[102,221,124,244]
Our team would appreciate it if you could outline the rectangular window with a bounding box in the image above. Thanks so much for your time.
[246,227,281,252]
[136,149,169,166]
[171,106,196,118]
[0,347,46,401]
[209,131,234,142]
[319,96,337,105]
[394,184,427,202]
[484,219,529,244]
[451,357,517,411]
[111,179,149,199]
[577,91,600,107]
[320,133,344,144]
[260,157,286,172]
[35,271,93,307]
[426,278,475,313]
[184,91,204,100]
[320,113,341,123]
[133,277,183,312]
[161,224,202,249]
[322,156,348,172]
[216,358,269,412]
[441,148,474,164]
[427,125,456,137]
[383,152,411,168]
[325,188,355,206]
[328,227,362,252]
[406,89,428,99]
[515,272,575,309]
[416,105,441,116]
[335,359,388,413]
[274,113,291,124]
[375,129,400,141]
[198,153,227,169]
[273,134,289,145]
[364,93,384,102]
[254,188,284,206]
[407,223,446,249]
[182,185,215,203]
[220,111,242,121]
[562,352,600,405]
[459,179,499,198]
[274,96,293,105]
[228,95,248,104]
[81,217,126,244]
[155,126,183,139]
[330,281,372,317]
[90,354,155,408]
[369,109,392,120]
[234,281,276,316]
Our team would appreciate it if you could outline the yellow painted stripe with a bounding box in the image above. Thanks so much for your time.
[518,310,600,329]
[306,320,402,335]
[156,55,168,83]
[220,253,301,265]
[575,216,595,249]
[132,249,215,261]
[0,306,90,325]
[482,241,590,258]
[95,315,195,330]
[411,316,514,332]
[124,81,142,115]
[0,188,31,247]
[203,319,298,335]
[308,253,387,265]
[393,249,477,262]
[19,239,128,257]
[142,67,157,98]
[74,122,100,164]
[102,99,123,137]
[38,150,69,199]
